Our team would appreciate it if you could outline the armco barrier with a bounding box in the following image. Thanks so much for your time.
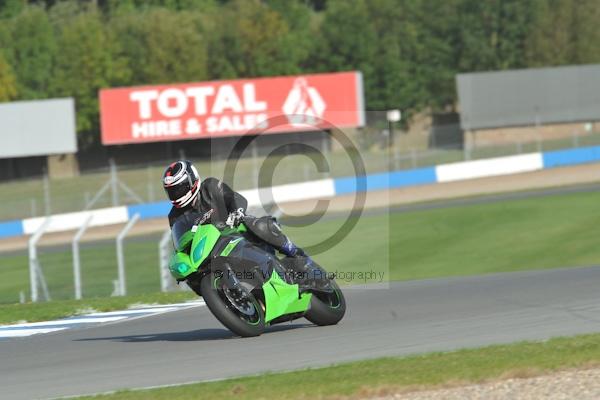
[127,201,171,220]
[436,153,543,183]
[334,167,437,195]
[4,144,600,239]
[22,207,129,235]
[542,145,600,168]
[0,220,24,238]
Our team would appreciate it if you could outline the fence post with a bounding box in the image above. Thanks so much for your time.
[115,213,140,296]
[29,218,52,302]
[43,171,51,215]
[159,229,173,292]
[72,216,93,300]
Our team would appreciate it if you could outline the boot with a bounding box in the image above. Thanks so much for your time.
[280,238,307,258]
[280,239,329,290]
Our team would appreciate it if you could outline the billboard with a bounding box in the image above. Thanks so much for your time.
[0,98,77,158]
[457,64,600,131]
[99,71,364,145]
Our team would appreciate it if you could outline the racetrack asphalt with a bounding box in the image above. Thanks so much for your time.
[1,265,600,400]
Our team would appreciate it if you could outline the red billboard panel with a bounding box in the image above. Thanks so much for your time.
[99,71,364,145]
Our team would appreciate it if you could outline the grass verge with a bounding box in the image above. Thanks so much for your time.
[71,333,600,399]
[0,291,196,325]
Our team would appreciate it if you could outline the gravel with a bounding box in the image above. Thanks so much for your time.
[374,368,600,400]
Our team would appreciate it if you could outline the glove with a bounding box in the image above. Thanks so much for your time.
[225,208,245,228]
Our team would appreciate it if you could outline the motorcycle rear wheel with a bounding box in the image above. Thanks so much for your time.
[201,272,265,337]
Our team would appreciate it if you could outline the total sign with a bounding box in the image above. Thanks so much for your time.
[99,71,365,145]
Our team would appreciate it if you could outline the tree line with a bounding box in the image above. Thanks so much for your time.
[1,0,600,147]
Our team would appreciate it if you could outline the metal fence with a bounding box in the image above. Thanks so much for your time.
[0,202,275,304]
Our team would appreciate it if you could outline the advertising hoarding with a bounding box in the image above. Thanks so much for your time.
[0,98,77,158]
[100,71,364,145]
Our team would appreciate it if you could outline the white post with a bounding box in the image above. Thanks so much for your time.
[110,159,119,207]
[116,213,140,296]
[29,218,52,302]
[159,229,173,292]
[72,216,93,300]
[42,172,51,215]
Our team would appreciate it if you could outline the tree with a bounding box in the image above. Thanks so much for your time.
[0,0,25,19]
[205,0,305,79]
[0,52,17,101]
[9,5,57,99]
[450,0,536,72]
[526,0,600,67]
[51,4,130,146]
[315,0,378,106]
[111,8,208,85]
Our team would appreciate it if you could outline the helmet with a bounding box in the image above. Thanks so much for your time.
[162,160,200,208]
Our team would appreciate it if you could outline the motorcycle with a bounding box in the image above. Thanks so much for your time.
[168,212,346,337]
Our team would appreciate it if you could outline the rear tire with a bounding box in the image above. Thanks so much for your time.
[201,272,265,337]
[305,280,346,326]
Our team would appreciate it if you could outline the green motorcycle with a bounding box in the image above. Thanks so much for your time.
[169,213,346,337]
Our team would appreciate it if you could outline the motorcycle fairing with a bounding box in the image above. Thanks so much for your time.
[262,270,312,323]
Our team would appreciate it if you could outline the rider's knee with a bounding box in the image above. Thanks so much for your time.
[247,216,286,248]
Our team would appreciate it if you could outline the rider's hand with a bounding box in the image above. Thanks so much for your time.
[226,208,245,228]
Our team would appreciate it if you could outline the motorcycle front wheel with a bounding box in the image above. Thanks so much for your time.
[200,272,265,337]
[305,279,346,326]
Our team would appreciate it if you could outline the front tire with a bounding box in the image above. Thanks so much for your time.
[305,279,346,326]
[201,272,265,337]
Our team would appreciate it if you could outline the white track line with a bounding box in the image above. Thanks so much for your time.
[0,328,68,337]
[0,300,207,340]
[128,301,205,309]
[85,308,179,317]
[2,316,128,328]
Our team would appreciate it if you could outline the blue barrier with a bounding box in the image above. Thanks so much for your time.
[334,167,437,195]
[0,220,23,238]
[127,201,171,220]
[542,145,600,168]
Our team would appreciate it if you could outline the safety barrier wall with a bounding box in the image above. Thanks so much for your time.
[3,144,600,239]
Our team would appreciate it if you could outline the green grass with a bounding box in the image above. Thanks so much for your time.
[71,333,600,400]
[2,188,600,306]
[0,291,196,325]
[286,187,600,282]
[0,234,168,304]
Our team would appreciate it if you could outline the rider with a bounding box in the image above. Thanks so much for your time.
[162,160,309,260]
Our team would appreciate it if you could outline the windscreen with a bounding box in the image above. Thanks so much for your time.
[171,212,199,250]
